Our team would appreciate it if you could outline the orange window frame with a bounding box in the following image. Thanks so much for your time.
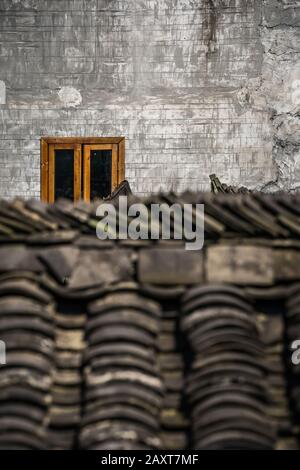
[40,137,125,203]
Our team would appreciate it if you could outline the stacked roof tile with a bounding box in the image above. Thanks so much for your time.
[2,191,300,242]
[181,286,275,450]
[0,193,300,449]
[80,285,163,450]
[210,174,251,194]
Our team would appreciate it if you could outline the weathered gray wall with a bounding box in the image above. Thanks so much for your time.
[0,0,299,198]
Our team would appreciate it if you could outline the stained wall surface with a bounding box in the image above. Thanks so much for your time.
[0,0,299,198]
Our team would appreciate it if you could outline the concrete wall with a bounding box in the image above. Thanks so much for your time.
[0,0,299,198]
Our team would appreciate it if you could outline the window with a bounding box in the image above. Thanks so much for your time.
[40,137,125,203]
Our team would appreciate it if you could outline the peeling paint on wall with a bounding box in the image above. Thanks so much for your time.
[58,87,82,108]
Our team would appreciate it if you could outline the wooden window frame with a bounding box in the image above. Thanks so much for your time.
[40,137,125,203]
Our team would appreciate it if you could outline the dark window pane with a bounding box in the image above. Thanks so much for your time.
[55,149,74,200]
[90,150,112,200]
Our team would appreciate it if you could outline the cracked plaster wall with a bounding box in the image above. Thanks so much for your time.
[259,0,300,191]
[0,0,299,198]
